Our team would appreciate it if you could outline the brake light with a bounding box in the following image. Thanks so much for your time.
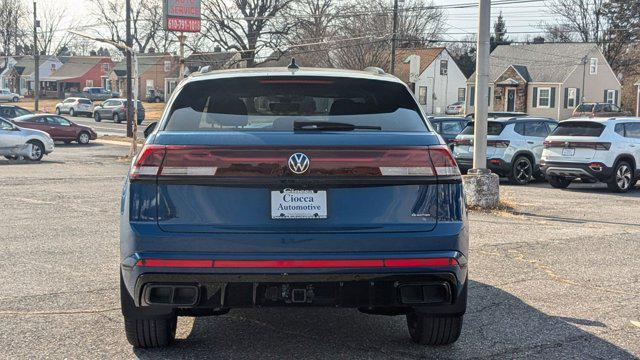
[487,140,510,148]
[129,144,165,179]
[128,146,461,179]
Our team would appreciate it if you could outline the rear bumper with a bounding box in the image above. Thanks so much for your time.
[541,161,612,181]
[456,157,511,176]
[121,253,468,316]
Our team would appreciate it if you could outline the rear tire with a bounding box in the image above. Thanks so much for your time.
[548,175,571,189]
[508,156,533,185]
[607,161,633,193]
[124,315,177,348]
[406,312,463,346]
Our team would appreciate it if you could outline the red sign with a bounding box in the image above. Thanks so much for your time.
[166,17,201,32]
[164,0,201,33]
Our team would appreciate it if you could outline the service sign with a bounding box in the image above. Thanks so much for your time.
[164,0,201,33]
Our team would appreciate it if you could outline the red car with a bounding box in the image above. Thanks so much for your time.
[12,114,97,144]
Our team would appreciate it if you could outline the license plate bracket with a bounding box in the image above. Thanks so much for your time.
[271,189,327,219]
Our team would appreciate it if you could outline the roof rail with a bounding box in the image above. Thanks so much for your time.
[363,66,385,75]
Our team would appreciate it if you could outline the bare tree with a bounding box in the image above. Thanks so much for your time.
[200,0,297,67]
[0,0,27,58]
[331,0,445,70]
[36,2,80,56]
[90,0,163,53]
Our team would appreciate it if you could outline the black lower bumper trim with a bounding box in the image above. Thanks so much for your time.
[132,272,466,315]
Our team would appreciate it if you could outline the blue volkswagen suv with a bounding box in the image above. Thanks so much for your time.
[120,66,468,348]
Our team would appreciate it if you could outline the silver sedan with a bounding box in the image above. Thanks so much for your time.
[0,117,55,161]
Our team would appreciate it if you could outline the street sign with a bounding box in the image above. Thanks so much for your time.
[164,0,201,33]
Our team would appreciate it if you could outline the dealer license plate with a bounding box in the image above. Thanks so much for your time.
[271,189,327,219]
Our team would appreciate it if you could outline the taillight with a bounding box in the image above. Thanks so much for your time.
[487,140,510,148]
[544,141,610,150]
[129,146,461,179]
[129,144,165,179]
[452,138,471,146]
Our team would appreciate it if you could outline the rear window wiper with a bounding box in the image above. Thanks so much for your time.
[293,121,382,131]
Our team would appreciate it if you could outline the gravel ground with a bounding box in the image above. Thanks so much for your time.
[0,142,638,359]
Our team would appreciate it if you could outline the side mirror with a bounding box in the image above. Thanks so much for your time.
[144,122,158,139]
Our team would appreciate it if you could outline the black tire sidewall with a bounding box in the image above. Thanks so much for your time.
[510,156,533,185]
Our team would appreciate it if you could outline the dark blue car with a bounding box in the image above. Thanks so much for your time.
[120,68,468,348]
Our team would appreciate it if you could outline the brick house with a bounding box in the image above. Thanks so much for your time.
[466,43,621,120]
[43,56,114,98]
[109,54,181,100]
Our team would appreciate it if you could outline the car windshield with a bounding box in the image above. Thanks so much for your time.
[551,121,605,137]
[163,76,428,132]
[459,121,504,136]
[576,104,594,112]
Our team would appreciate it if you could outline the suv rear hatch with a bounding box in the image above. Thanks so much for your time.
[452,121,507,158]
[544,121,608,162]
[130,76,459,236]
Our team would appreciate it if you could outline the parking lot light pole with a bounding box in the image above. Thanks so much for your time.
[462,0,499,208]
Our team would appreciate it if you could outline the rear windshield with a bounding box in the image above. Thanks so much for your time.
[163,76,427,132]
[78,99,92,104]
[575,104,594,112]
[460,121,504,136]
[551,121,605,137]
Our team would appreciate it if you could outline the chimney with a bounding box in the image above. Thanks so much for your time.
[214,46,222,53]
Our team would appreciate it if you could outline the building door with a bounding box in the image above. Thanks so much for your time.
[506,88,516,112]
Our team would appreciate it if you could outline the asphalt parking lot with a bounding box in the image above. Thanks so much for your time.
[0,142,638,359]
[67,114,151,137]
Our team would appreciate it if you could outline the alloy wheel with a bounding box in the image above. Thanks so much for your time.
[616,164,632,190]
[79,133,90,144]
[515,158,532,183]
[30,144,42,160]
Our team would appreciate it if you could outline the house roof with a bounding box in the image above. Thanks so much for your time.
[137,54,178,74]
[392,47,446,83]
[469,43,600,84]
[12,55,57,76]
[185,52,236,72]
[45,57,110,81]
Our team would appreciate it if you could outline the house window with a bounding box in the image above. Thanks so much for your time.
[537,87,551,108]
[102,63,110,72]
[457,88,466,102]
[589,58,597,75]
[439,60,448,76]
[85,79,93,87]
[146,79,154,91]
[606,89,616,104]
[567,88,577,108]
[164,61,171,72]
[51,64,56,71]
[418,86,427,105]
[469,85,475,106]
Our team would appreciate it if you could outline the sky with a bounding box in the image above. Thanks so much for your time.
[35,0,556,52]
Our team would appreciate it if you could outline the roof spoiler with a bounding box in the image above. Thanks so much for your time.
[363,67,386,75]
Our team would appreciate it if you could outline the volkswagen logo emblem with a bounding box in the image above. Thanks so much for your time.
[288,153,310,174]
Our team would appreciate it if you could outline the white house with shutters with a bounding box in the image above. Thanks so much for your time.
[393,47,468,115]
[465,43,621,120]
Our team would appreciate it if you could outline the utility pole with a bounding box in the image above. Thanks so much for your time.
[178,33,186,79]
[472,0,490,171]
[390,0,399,74]
[33,1,39,112]
[581,55,587,103]
[462,0,499,209]
[125,0,134,138]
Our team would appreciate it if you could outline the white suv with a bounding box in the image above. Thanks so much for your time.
[453,117,558,185]
[541,117,640,192]
[55,97,93,117]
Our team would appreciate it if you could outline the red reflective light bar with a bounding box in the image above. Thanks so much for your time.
[136,257,458,268]
[214,259,384,268]
[544,141,611,150]
[136,259,214,268]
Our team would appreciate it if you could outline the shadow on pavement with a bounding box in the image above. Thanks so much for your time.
[133,281,635,359]
[54,142,104,148]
